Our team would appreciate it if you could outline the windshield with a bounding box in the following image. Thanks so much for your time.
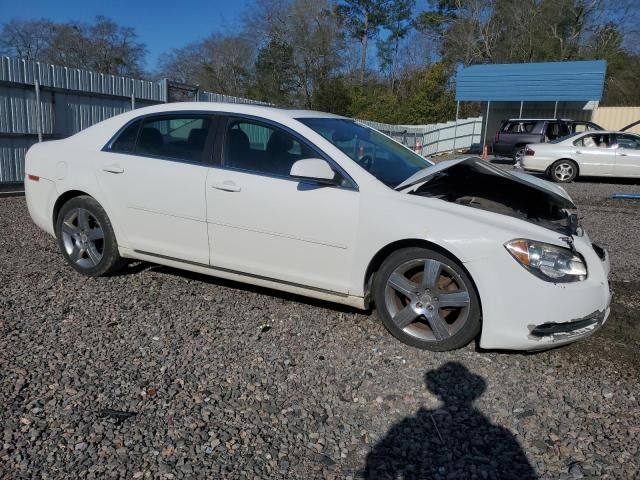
[297,117,432,188]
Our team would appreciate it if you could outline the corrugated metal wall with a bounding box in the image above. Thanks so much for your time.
[359,117,483,156]
[592,107,640,134]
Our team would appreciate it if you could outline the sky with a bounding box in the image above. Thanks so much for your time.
[1,0,253,71]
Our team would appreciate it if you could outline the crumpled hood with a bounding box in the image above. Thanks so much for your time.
[399,157,578,236]
[397,157,574,207]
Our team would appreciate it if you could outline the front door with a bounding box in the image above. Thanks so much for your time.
[97,113,215,264]
[614,134,640,177]
[205,117,359,294]
[572,133,616,176]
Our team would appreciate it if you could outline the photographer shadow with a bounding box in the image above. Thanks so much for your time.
[364,362,537,479]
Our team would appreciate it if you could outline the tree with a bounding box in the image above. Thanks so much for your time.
[252,38,297,104]
[336,0,390,83]
[0,16,146,76]
[0,18,54,60]
[158,34,254,96]
[376,0,415,90]
[246,0,345,107]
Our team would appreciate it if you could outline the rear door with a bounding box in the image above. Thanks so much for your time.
[614,134,640,177]
[572,133,616,176]
[98,113,216,264]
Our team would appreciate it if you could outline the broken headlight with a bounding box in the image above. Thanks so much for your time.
[505,239,587,282]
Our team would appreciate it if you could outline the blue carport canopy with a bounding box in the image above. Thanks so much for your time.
[455,60,607,102]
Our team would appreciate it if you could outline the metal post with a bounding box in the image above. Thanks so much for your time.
[519,101,523,119]
[34,80,43,143]
[482,101,491,150]
[452,100,460,151]
[553,100,558,118]
[131,79,136,110]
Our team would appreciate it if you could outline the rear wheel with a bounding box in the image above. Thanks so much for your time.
[373,247,481,351]
[512,146,526,163]
[549,159,578,183]
[55,196,125,276]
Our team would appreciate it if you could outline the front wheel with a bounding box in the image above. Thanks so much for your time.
[372,247,481,351]
[549,159,578,183]
[55,195,125,276]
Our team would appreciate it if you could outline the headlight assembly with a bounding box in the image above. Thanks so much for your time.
[505,239,587,282]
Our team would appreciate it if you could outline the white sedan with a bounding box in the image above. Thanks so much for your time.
[25,103,611,351]
[520,130,640,182]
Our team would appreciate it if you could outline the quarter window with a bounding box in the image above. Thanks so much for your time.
[110,120,141,153]
[224,119,320,177]
[135,116,212,162]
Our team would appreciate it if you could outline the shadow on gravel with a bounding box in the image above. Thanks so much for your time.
[363,362,537,479]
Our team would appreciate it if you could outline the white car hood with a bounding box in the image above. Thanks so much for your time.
[397,157,573,204]
[397,157,578,236]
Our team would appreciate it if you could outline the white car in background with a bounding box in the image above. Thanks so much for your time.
[25,103,611,352]
[520,130,640,182]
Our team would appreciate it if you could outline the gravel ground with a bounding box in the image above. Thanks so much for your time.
[1,181,639,479]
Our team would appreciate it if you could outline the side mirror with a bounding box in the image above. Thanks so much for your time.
[290,158,339,185]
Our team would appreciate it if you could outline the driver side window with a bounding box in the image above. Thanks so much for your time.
[223,119,319,177]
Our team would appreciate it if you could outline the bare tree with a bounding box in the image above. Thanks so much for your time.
[0,16,146,76]
[0,19,55,59]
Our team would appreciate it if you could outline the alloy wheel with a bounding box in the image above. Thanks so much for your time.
[60,208,105,268]
[384,258,471,342]
[554,162,574,181]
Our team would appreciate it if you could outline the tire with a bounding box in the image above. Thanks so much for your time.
[549,159,578,183]
[372,247,481,351]
[55,195,125,276]
[512,146,526,163]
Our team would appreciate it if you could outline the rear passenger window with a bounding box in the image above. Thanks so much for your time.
[501,121,537,133]
[111,120,141,153]
[224,119,319,177]
[135,116,211,162]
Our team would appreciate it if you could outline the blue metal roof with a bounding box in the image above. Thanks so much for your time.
[455,60,606,102]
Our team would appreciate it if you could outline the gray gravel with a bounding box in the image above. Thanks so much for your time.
[1,183,639,479]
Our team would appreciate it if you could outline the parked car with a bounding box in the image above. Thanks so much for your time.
[491,118,602,162]
[25,103,611,351]
[520,130,640,182]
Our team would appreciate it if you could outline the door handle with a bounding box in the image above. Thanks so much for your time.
[575,150,582,154]
[211,181,241,192]
[619,153,628,156]
[102,164,124,174]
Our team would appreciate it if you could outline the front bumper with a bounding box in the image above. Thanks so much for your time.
[467,237,612,350]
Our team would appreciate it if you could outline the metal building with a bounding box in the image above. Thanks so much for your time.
[454,60,608,147]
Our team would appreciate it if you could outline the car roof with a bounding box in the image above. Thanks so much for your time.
[121,102,347,121]
[503,118,578,122]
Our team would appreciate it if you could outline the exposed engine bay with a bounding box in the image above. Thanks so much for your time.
[403,158,579,236]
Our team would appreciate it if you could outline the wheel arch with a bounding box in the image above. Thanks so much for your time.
[363,238,483,315]
[52,190,93,227]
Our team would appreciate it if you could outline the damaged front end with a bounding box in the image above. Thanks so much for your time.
[399,158,579,236]
[528,308,609,344]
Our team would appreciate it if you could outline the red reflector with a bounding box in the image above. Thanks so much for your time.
[27,174,40,182]
[525,148,535,156]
